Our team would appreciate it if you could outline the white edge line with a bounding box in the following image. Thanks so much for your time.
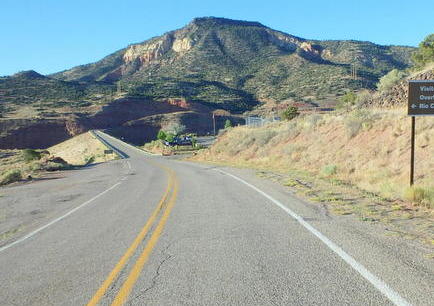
[0,181,122,253]
[214,168,411,306]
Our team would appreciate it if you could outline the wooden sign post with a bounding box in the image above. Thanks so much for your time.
[407,80,434,185]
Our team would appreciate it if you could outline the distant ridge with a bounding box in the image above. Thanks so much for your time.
[190,16,266,28]
[49,16,413,110]
[0,17,416,148]
[13,70,46,79]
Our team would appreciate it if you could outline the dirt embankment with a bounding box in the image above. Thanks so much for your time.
[195,108,434,206]
[0,131,117,186]
[0,97,243,149]
[0,118,87,149]
[48,132,117,165]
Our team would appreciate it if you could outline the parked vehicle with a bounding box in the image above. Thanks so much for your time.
[164,136,193,147]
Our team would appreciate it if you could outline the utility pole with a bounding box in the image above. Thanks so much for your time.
[212,113,216,136]
[351,63,357,80]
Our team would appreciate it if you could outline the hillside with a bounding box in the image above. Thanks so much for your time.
[193,109,433,244]
[365,65,434,108]
[51,17,413,109]
[0,70,114,118]
[0,17,415,148]
[0,131,117,186]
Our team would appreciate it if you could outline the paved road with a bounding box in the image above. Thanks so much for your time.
[0,131,433,305]
[195,136,216,148]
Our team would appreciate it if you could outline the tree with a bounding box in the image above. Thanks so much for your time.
[157,130,166,140]
[163,122,186,136]
[412,33,434,69]
[224,119,232,129]
[336,91,357,109]
[281,106,299,121]
[22,149,41,162]
[165,133,175,142]
[376,69,407,92]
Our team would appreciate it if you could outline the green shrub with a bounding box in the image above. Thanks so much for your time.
[403,186,433,208]
[165,133,175,142]
[322,164,338,176]
[282,106,299,121]
[344,109,376,137]
[412,33,434,69]
[376,69,407,92]
[30,162,43,171]
[22,149,41,162]
[355,90,372,106]
[337,91,357,109]
[0,169,22,185]
[84,156,95,165]
[157,130,167,140]
[163,122,186,135]
[224,119,232,129]
[44,162,69,171]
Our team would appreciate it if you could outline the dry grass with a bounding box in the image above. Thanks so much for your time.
[143,140,171,155]
[0,169,22,185]
[0,131,118,186]
[193,110,434,245]
[49,132,118,165]
[195,108,434,208]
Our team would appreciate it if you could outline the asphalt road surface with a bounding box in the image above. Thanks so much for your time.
[0,131,433,305]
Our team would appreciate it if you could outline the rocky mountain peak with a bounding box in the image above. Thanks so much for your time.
[13,70,46,79]
[190,17,265,28]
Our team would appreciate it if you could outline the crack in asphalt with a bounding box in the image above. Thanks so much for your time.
[127,243,174,305]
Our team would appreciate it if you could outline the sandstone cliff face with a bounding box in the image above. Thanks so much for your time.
[122,32,194,67]
[123,34,173,65]
[299,42,321,56]
[266,30,300,51]
[172,37,194,52]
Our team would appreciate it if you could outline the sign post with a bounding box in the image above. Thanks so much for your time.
[407,80,434,185]
[410,116,415,186]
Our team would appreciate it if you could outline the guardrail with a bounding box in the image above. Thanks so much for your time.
[89,130,129,159]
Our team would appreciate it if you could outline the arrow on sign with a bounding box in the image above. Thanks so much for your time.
[411,104,417,109]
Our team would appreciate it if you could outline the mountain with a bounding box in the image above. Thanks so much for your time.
[0,17,415,148]
[51,17,413,109]
[0,70,113,114]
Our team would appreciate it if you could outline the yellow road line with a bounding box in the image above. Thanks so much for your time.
[111,175,179,306]
[87,170,174,306]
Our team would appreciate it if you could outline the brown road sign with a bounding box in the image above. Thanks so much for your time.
[408,80,434,116]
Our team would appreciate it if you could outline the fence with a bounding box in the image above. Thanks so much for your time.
[245,116,281,128]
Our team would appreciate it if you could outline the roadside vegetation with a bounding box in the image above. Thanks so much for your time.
[192,34,434,244]
[48,132,118,165]
[337,33,434,110]
[195,110,433,208]
[193,109,433,245]
[0,149,70,186]
[0,132,117,186]
[143,122,203,155]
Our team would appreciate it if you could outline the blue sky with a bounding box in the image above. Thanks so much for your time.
[1,0,433,76]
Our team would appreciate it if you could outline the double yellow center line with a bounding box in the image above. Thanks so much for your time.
[88,164,178,306]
